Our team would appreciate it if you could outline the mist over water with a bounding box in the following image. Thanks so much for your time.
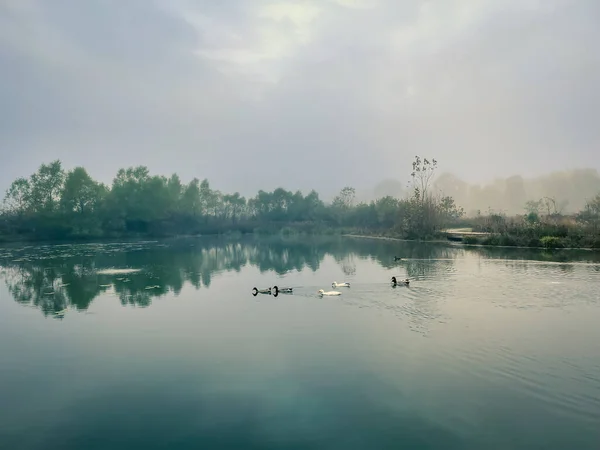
[362,169,600,216]
[1,236,599,449]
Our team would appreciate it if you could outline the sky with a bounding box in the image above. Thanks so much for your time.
[1,0,599,200]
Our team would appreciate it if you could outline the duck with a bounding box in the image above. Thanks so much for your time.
[252,287,272,296]
[318,289,341,296]
[272,286,293,297]
[391,276,410,286]
[332,281,350,288]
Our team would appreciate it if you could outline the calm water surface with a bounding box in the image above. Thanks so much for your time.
[1,236,599,449]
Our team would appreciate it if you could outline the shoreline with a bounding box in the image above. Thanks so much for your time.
[0,232,248,247]
[341,233,598,252]
[1,231,598,252]
[342,234,447,244]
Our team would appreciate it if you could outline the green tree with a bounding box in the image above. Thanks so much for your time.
[332,186,356,209]
[140,175,170,223]
[331,186,356,225]
[181,178,201,217]
[105,166,153,231]
[166,174,183,213]
[61,167,104,216]
[438,196,464,223]
[374,196,400,229]
[199,179,214,218]
[250,190,272,218]
[3,177,32,215]
[287,190,306,222]
[28,160,65,213]
[272,188,292,221]
[60,167,106,234]
[304,190,325,221]
[223,192,246,224]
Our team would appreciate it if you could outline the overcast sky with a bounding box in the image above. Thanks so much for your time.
[1,0,599,199]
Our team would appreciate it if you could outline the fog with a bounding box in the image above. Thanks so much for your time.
[357,169,600,215]
[1,0,599,202]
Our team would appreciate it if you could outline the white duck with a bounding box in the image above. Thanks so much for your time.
[332,281,350,288]
[318,289,341,296]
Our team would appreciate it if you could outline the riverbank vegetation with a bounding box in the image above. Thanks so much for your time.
[1,158,599,249]
[457,196,600,249]
[0,157,463,242]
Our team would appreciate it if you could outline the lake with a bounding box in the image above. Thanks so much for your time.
[1,236,599,449]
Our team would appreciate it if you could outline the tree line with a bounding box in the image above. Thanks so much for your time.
[0,157,464,241]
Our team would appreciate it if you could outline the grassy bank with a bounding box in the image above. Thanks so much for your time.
[457,213,600,249]
[343,227,600,251]
[460,233,600,250]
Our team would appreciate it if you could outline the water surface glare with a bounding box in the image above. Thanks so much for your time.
[1,236,599,449]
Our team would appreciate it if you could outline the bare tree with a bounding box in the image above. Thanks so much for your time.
[410,156,437,203]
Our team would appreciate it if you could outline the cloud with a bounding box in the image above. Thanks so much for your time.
[1,0,599,200]
[175,1,322,83]
[331,0,379,9]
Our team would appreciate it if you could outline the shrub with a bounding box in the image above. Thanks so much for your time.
[526,212,539,224]
[540,236,563,249]
[580,235,600,249]
[462,235,479,245]
[499,234,519,246]
[481,235,501,246]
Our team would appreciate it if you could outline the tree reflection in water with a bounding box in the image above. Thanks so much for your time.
[1,236,599,318]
